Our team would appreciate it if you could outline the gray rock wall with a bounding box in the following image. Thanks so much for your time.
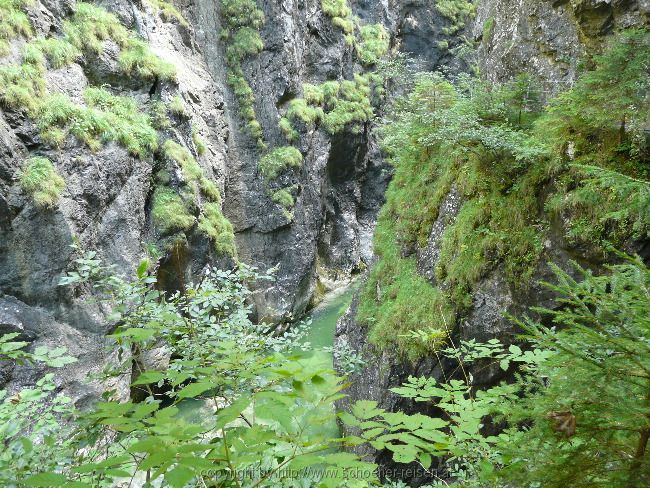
[334,0,649,483]
[0,0,452,399]
[0,0,230,400]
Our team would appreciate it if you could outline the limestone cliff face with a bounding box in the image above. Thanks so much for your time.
[334,0,648,483]
[0,0,455,400]
[186,0,465,322]
[474,0,649,92]
[0,0,233,403]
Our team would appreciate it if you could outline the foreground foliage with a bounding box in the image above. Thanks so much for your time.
[1,253,376,487]
[2,250,648,487]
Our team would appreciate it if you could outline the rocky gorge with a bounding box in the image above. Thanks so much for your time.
[0,0,493,400]
[0,0,649,484]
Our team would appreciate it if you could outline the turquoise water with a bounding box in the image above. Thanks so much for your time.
[301,284,356,356]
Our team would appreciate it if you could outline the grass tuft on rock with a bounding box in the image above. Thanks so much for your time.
[151,187,195,235]
[259,146,303,181]
[36,88,160,157]
[0,0,33,55]
[356,24,389,66]
[20,156,65,208]
[198,202,236,257]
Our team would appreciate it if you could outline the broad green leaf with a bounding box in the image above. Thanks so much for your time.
[24,473,68,486]
[165,466,195,488]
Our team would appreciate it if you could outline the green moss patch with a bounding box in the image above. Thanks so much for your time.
[220,0,266,148]
[198,202,236,257]
[151,187,195,235]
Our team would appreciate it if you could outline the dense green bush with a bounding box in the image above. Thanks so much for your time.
[19,157,65,208]
[0,254,375,486]
[351,256,650,486]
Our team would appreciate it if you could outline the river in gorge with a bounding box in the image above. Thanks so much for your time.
[300,282,357,360]
[179,283,357,439]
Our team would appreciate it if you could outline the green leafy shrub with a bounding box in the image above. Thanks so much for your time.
[357,23,389,66]
[0,334,77,484]
[537,29,650,170]
[198,202,236,256]
[499,256,650,487]
[370,70,544,332]
[151,186,195,235]
[259,146,303,181]
[536,29,650,244]
[19,156,65,208]
[25,254,376,486]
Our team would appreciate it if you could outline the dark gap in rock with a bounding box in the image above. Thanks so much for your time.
[149,77,160,96]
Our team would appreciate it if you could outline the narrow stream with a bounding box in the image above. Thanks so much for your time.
[180,284,356,445]
[301,283,357,359]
